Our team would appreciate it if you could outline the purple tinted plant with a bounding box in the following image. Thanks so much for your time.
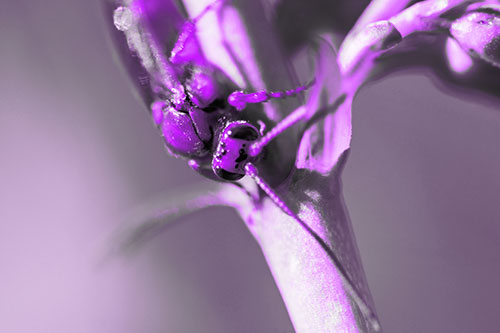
[106,0,500,331]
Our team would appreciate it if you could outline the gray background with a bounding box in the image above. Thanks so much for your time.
[1,0,499,332]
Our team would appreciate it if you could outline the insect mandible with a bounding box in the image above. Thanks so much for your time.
[112,0,315,217]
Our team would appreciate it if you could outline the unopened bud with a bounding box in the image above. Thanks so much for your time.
[450,6,500,67]
[113,6,134,32]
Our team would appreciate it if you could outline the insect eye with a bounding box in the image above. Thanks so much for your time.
[187,71,218,108]
[211,122,260,182]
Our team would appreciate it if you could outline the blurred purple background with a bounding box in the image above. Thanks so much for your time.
[1,0,499,332]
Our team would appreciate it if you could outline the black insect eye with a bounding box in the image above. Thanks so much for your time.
[214,168,244,181]
[228,125,259,140]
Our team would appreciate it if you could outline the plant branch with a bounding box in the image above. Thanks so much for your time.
[179,0,382,331]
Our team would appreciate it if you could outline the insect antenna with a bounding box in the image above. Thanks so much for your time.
[244,162,380,331]
[228,80,315,111]
[244,163,296,217]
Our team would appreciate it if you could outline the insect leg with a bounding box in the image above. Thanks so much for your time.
[227,80,314,111]
[170,0,225,63]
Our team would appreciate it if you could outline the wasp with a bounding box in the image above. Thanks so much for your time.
[111,0,314,215]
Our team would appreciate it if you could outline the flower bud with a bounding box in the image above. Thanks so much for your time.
[450,6,500,67]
